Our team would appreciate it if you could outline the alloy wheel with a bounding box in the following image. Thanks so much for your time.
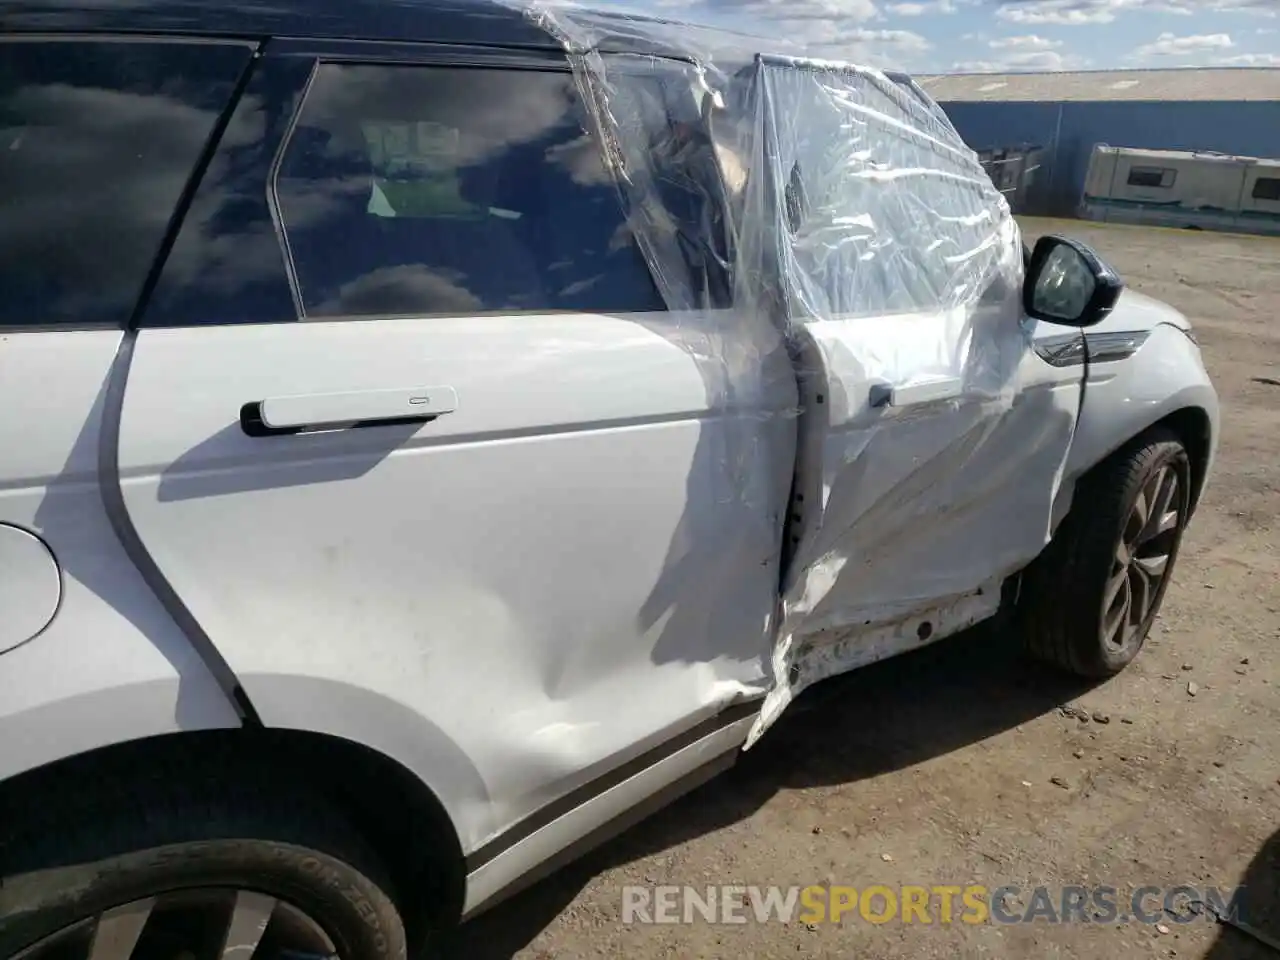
[1102,462,1183,651]
[13,889,339,960]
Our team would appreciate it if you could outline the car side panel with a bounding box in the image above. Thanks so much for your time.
[0,330,240,784]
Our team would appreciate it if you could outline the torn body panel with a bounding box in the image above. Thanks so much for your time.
[750,579,1003,747]
[758,315,1081,745]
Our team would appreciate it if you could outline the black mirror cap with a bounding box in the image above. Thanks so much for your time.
[1024,234,1125,328]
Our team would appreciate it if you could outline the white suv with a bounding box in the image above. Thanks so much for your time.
[0,2,1218,958]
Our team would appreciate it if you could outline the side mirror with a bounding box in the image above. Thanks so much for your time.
[1024,235,1124,328]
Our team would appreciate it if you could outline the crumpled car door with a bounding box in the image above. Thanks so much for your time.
[734,58,1080,743]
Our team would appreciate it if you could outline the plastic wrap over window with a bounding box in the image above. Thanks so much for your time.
[752,56,1016,318]
[505,4,1021,324]
[502,2,1056,746]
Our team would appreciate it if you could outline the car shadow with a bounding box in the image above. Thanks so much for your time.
[1203,827,1280,960]
[154,420,421,502]
[437,622,1097,960]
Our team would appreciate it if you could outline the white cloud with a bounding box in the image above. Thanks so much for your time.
[1205,0,1279,13]
[995,0,1278,25]
[1216,52,1280,65]
[678,0,934,64]
[884,0,956,15]
[846,27,934,50]
[709,0,882,22]
[989,34,1063,48]
[543,0,1275,73]
[662,0,886,55]
[644,0,940,65]
[641,0,883,28]
[1132,31,1235,57]
[995,1,1120,25]
[953,49,1084,70]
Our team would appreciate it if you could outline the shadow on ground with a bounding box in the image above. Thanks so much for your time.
[439,624,1100,959]
[1203,828,1280,960]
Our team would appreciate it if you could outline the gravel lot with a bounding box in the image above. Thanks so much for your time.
[445,218,1280,960]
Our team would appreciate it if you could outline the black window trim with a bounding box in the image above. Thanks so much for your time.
[264,39,660,324]
[265,56,320,323]
[0,33,258,48]
[0,321,123,335]
[129,39,265,330]
[267,37,574,72]
[0,32,262,332]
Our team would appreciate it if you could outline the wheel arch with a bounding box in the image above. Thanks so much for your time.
[1076,406,1213,514]
[1156,406,1212,515]
[1059,320,1218,524]
[0,727,469,943]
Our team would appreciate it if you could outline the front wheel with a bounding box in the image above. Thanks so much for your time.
[1018,427,1192,677]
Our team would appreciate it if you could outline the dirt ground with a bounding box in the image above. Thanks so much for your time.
[443,218,1280,960]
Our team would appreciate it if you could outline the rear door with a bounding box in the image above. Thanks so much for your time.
[116,41,797,854]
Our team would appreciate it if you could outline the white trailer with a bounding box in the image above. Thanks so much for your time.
[1080,144,1280,235]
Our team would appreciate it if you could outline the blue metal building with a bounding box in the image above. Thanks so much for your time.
[917,69,1280,216]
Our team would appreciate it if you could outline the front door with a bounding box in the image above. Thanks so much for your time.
[735,60,1086,739]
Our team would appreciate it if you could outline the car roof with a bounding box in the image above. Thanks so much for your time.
[0,0,560,47]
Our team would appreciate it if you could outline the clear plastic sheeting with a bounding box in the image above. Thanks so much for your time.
[504,2,1074,746]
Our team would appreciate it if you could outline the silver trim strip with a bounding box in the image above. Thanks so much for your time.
[1086,329,1150,364]
[1034,332,1086,367]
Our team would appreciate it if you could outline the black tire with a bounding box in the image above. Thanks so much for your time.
[1018,426,1192,677]
[0,748,409,960]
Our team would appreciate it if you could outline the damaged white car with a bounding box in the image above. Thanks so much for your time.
[0,0,1218,957]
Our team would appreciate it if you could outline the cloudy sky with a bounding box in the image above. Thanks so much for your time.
[605,0,1279,74]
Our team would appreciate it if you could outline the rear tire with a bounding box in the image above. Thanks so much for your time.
[1018,427,1191,677]
[0,751,409,960]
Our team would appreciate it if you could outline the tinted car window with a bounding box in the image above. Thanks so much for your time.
[0,39,252,328]
[275,64,665,318]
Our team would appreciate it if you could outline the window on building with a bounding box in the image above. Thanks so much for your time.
[1126,166,1176,189]
[1131,167,1177,189]
[0,39,251,327]
[1252,177,1280,202]
[274,63,666,319]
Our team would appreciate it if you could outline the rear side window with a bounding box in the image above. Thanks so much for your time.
[275,64,665,318]
[0,39,252,328]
